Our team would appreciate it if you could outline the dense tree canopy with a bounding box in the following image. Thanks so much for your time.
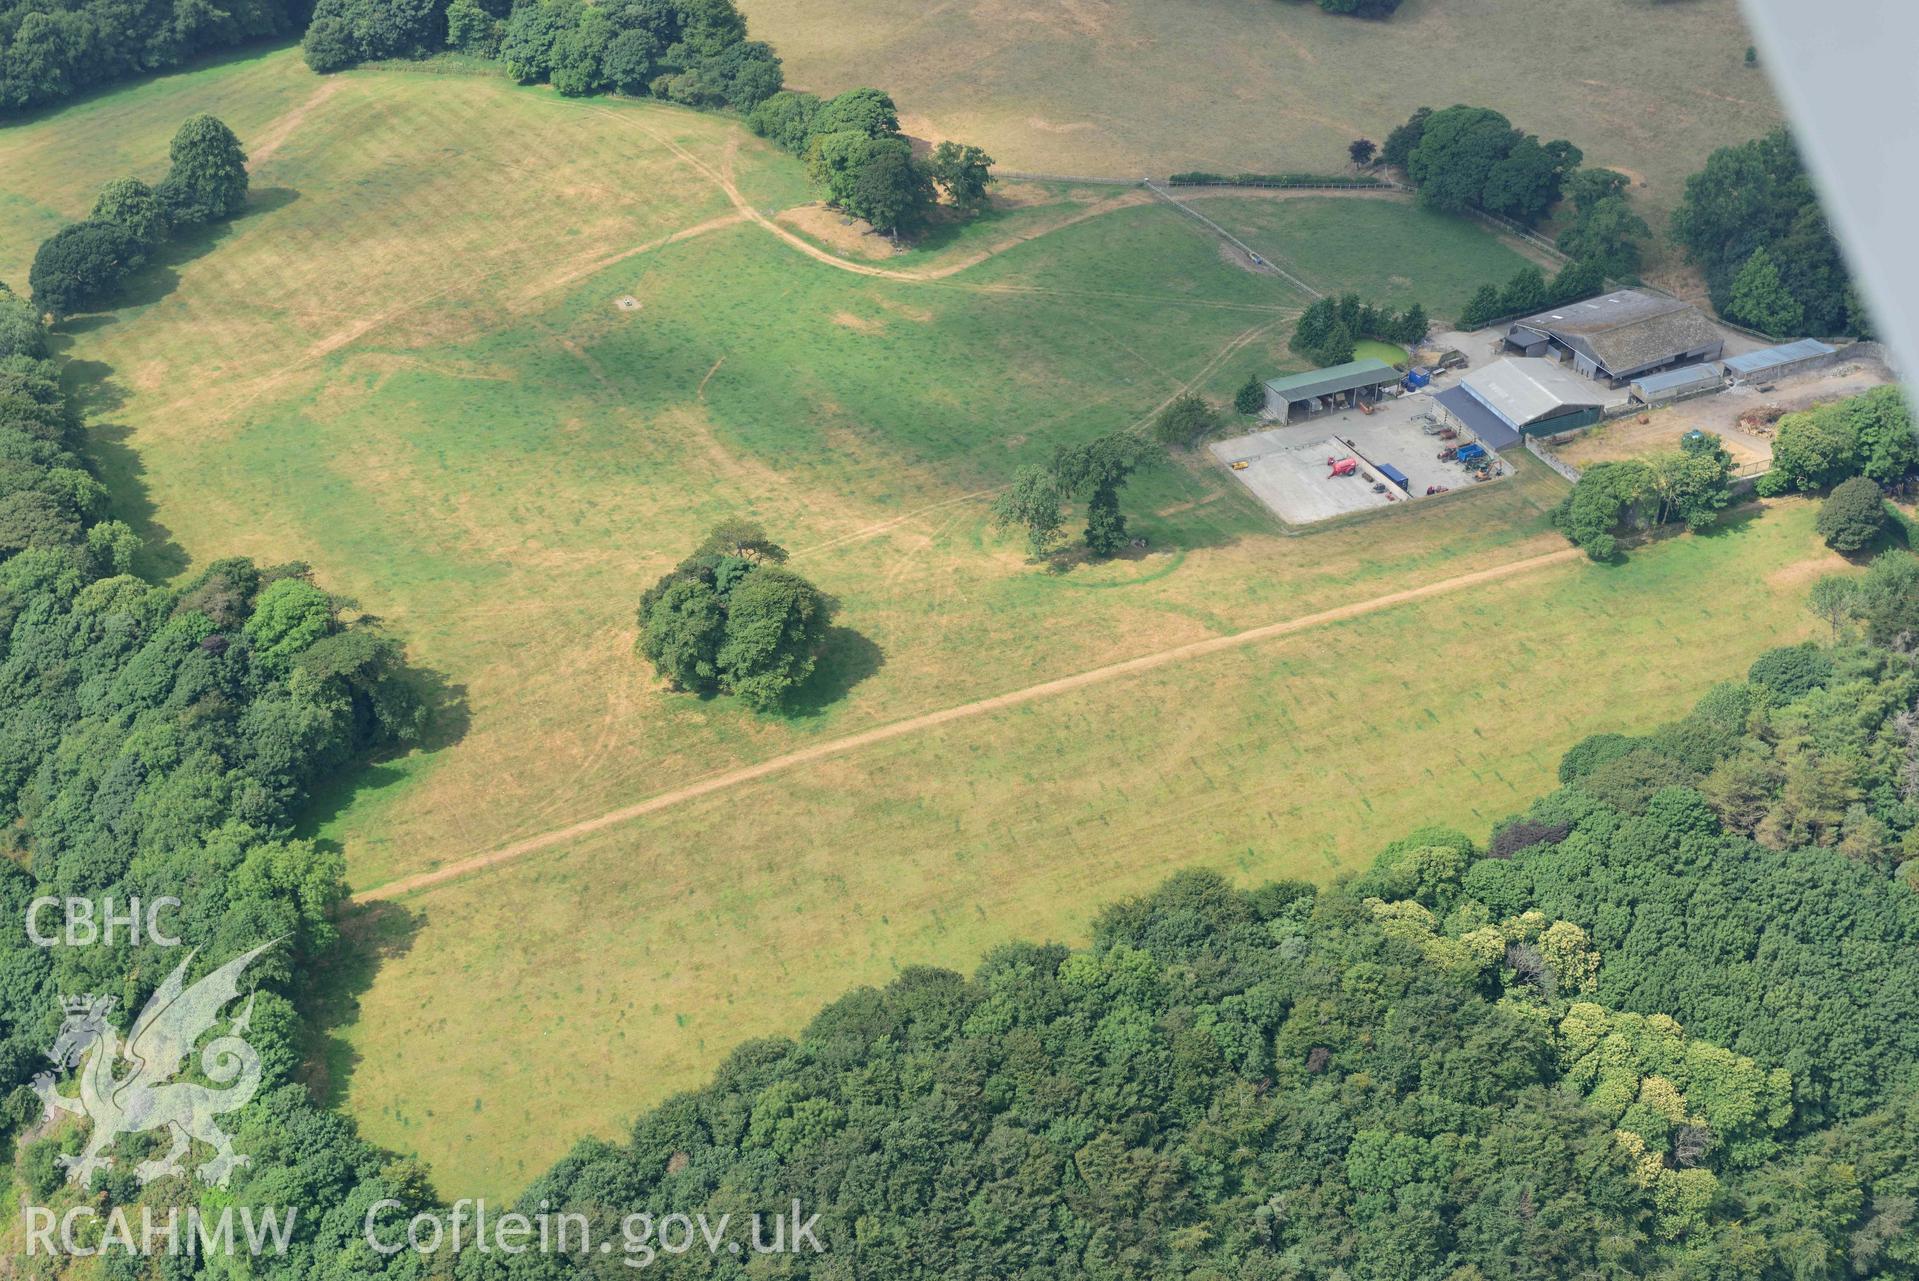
[0,0,300,113]
[635,522,833,711]
[1399,105,1580,227]
[27,220,142,320]
[159,112,250,225]
[1759,386,1918,496]
[1672,129,1869,336]
[0,278,434,1275]
[1818,475,1891,552]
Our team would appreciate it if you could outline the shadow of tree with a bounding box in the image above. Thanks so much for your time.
[300,896,425,1112]
[83,419,191,579]
[785,625,886,718]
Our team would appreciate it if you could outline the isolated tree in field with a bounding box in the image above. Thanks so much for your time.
[991,465,1065,558]
[1817,476,1889,553]
[1152,394,1219,448]
[638,577,726,689]
[159,114,249,224]
[928,142,994,210]
[89,177,169,250]
[1348,138,1377,166]
[1056,433,1149,555]
[28,220,142,320]
[635,523,831,711]
[715,566,830,711]
[1727,247,1804,337]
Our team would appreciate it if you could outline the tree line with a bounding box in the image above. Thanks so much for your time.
[2,154,443,1274]
[1556,385,1918,561]
[445,590,1919,1278]
[0,0,303,114]
[301,1,995,239]
[1672,128,1869,339]
[27,114,249,321]
[1289,293,1428,367]
[751,87,992,236]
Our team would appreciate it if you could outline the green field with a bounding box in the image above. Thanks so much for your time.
[0,50,1841,1200]
[739,0,1780,256]
[1181,193,1545,321]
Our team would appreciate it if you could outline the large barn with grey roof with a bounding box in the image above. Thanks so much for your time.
[1503,289,1724,385]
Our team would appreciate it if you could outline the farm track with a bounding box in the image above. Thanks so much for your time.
[358,544,1584,902]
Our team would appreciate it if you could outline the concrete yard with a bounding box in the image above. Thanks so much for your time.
[1212,384,1509,525]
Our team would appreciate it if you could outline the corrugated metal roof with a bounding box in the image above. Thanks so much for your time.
[1461,356,1606,427]
[1263,357,1397,402]
[1433,385,1520,449]
[1724,338,1838,376]
[1631,363,1723,395]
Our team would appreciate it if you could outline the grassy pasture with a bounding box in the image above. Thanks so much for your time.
[339,500,1839,1198]
[1177,193,1542,321]
[738,0,1780,244]
[0,51,1835,1200]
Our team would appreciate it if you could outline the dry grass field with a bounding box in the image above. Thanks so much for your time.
[739,0,1780,242]
[0,48,1840,1200]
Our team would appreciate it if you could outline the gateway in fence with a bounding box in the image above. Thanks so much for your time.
[1433,356,1610,448]
[1724,338,1840,385]
[1261,358,1401,424]
[1503,289,1724,384]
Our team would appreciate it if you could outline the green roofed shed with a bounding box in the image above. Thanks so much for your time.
[1262,358,1399,423]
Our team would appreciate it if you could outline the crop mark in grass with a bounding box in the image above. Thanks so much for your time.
[357,545,1583,903]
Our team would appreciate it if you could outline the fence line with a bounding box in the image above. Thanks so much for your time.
[1526,437,1582,484]
[1141,180,1325,299]
[994,171,1146,187]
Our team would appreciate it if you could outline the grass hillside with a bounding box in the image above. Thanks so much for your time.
[0,49,1836,1199]
[741,0,1778,238]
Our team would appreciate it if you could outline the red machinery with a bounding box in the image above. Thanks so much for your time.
[1327,457,1358,477]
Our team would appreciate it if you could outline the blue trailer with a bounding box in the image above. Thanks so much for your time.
[1377,462,1411,492]
[1454,442,1487,464]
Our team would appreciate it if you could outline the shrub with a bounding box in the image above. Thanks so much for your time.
[1152,395,1220,448]
[1746,642,1833,700]
[1817,475,1889,552]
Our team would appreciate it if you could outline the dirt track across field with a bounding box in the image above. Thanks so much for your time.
[359,544,1585,902]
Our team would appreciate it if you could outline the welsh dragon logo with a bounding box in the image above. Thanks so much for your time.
[33,940,277,1188]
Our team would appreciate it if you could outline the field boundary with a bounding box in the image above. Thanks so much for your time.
[357,545,1584,902]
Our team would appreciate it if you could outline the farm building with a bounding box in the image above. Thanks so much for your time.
[1630,363,1724,406]
[1724,338,1839,384]
[1503,289,1724,384]
[1432,356,1608,448]
[1261,358,1400,424]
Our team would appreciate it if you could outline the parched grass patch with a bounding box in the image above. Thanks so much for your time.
[337,500,1840,1200]
[739,0,1777,249]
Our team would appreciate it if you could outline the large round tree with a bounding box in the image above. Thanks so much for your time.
[159,114,250,225]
